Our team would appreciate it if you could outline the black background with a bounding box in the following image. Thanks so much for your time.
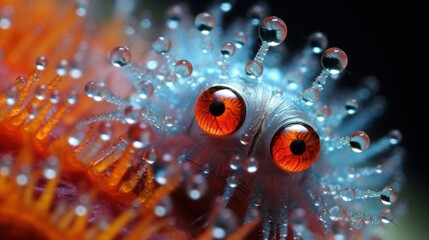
[143,0,426,238]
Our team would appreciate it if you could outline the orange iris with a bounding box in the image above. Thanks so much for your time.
[270,123,320,172]
[194,86,245,136]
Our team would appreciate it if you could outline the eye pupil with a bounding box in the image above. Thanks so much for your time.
[209,99,226,116]
[290,139,306,155]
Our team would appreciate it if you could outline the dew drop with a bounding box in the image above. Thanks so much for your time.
[152,36,171,54]
[34,84,47,101]
[345,99,359,115]
[98,122,113,141]
[380,186,398,205]
[137,80,154,99]
[233,31,247,48]
[35,56,48,71]
[240,132,251,145]
[245,60,263,78]
[67,90,78,105]
[307,32,328,54]
[247,2,268,26]
[341,187,356,201]
[186,174,208,200]
[143,148,158,164]
[174,59,193,78]
[154,197,172,217]
[110,46,131,67]
[49,90,60,104]
[229,155,242,170]
[349,131,370,153]
[5,86,19,106]
[56,59,69,76]
[258,16,287,46]
[212,208,237,239]
[388,129,402,145]
[221,42,236,58]
[321,47,348,74]
[127,122,154,149]
[194,12,216,35]
[85,81,107,102]
[153,158,176,185]
[302,87,320,105]
[14,76,26,90]
[43,157,59,179]
[328,206,345,221]
[227,175,238,188]
[381,209,395,224]
[315,105,331,121]
[245,157,259,173]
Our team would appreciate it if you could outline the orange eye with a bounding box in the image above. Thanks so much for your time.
[194,86,246,136]
[270,123,320,172]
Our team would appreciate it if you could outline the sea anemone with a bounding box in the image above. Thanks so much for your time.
[0,0,406,239]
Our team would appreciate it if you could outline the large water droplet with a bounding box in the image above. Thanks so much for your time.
[110,46,131,67]
[245,157,259,173]
[152,36,171,54]
[221,42,236,58]
[258,16,287,46]
[194,12,216,35]
[349,131,370,153]
[174,59,193,78]
[302,87,320,105]
[380,186,398,205]
[321,47,348,74]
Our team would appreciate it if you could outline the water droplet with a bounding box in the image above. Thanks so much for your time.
[247,2,268,26]
[233,31,247,48]
[220,1,233,12]
[34,84,47,100]
[380,186,398,205]
[15,76,26,90]
[194,12,216,35]
[258,16,287,46]
[110,46,131,67]
[127,122,154,149]
[153,157,177,185]
[381,209,395,224]
[67,125,87,147]
[152,36,171,54]
[245,60,263,78]
[229,155,242,170]
[137,80,154,99]
[221,42,236,58]
[67,90,78,105]
[69,62,83,79]
[315,105,331,121]
[302,87,320,105]
[85,81,107,102]
[43,157,59,179]
[154,197,172,217]
[239,132,251,145]
[165,3,188,29]
[56,59,69,76]
[227,175,238,188]
[349,131,370,153]
[186,174,208,200]
[16,166,30,186]
[285,70,303,89]
[345,99,359,115]
[328,206,345,221]
[212,208,237,239]
[98,122,113,141]
[49,90,60,104]
[124,106,141,124]
[321,47,348,74]
[388,129,402,145]
[35,56,48,71]
[245,157,259,173]
[307,32,328,54]
[162,116,175,128]
[174,59,193,78]
[143,148,158,164]
[341,187,356,201]
[5,86,19,106]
